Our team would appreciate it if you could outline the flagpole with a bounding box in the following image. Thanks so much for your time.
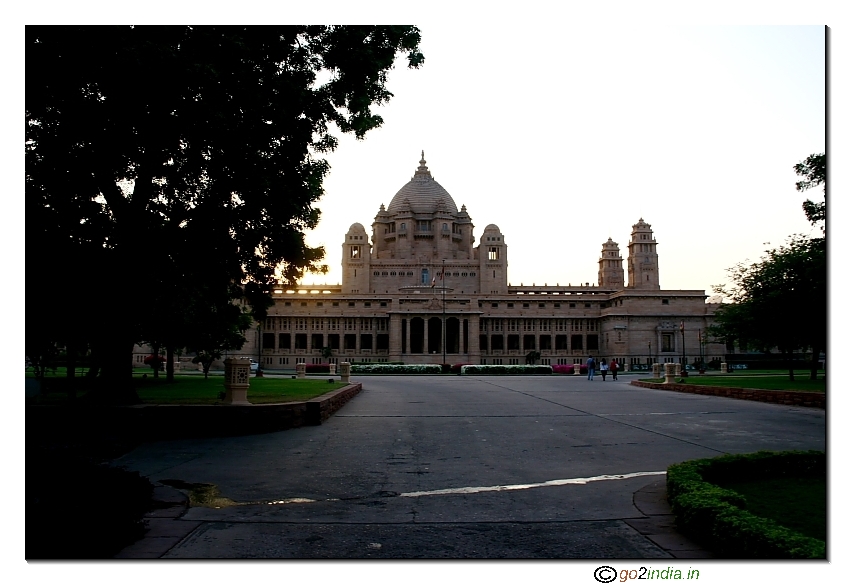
[442,259,446,366]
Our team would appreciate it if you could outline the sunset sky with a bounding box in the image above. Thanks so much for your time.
[303,24,825,297]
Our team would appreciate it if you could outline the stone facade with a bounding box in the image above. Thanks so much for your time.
[242,153,723,369]
[134,153,724,370]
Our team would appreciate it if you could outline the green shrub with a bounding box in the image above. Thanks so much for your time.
[460,365,553,375]
[349,364,441,374]
[667,450,825,559]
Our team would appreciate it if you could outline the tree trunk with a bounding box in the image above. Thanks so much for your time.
[783,349,795,381]
[151,342,160,379]
[810,347,820,381]
[66,339,76,380]
[166,345,175,382]
[92,337,140,404]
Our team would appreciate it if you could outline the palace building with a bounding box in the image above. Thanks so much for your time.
[232,153,724,370]
[134,153,724,370]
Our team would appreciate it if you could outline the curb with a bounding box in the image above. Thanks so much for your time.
[628,479,715,559]
[629,380,825,409]
[113,483,200,559]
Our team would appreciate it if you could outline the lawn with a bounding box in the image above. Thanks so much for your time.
[134,376,347,404]
[26,373,347,405]
[639,373,825,392]
[713,475,826,542]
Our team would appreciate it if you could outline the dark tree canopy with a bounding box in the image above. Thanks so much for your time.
[794,152,825,227]
[709,153,826,380]
[26,26,424,389]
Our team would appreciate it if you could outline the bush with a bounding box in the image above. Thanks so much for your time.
[349,364,442,374]
[666,450,825,558]
[305,363,329,373]
[552,364,575,374]
[460,365,553,375]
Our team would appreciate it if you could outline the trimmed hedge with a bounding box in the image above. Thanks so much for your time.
[349,364,442,374]
[667,450,825,559]
[460,365,553,375]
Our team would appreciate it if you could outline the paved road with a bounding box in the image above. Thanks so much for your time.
[113,374,825,558]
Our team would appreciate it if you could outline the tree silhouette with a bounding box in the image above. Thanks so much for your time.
[26,26,423,398]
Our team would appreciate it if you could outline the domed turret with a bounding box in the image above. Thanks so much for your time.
[598,237,624,289]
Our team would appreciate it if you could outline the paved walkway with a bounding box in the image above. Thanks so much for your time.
[112,373,824,558]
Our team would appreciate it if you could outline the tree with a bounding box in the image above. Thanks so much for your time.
[709,235,825,379]
[794,152,825,227]
[709,154,826,380]
[186,290,253,379]
[26,26,424,397]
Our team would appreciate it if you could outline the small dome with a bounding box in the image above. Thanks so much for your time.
[387,152,458,215]
[483,224,501,232]
[347,222,367,233]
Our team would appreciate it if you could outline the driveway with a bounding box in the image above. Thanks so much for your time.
[113,374,825,558]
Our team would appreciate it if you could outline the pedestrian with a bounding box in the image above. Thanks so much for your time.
[586,355,595,380]
[610,359,618,380]
[600,358,608,381]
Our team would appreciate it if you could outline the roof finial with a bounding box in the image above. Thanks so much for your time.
[414,151,431,179]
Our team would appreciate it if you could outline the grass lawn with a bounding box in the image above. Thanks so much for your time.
[639,373,825,392]
[134,376,347,404]
[713,476,826,541]
[27,373,347,405]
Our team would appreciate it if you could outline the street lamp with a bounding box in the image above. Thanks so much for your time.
[680,320,686,367]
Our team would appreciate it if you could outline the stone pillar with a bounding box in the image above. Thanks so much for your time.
[674,363,682,377]
[720,362,728,373]
[340,361,351,383]
[664,363,676,384]
[329,363,336,375]
[652,363,661,378]
[624,363,630,372]
[573,364,581,375]
[223,358,251,405]
[296,362,306,379]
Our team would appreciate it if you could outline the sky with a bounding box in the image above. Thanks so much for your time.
[302,24,825,296]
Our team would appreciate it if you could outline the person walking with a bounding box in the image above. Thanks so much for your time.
[586,355,595,380]
[610,359,618,380]
[600,358,609,381]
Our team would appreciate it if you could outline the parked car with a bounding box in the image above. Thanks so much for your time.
[249,359,259,373]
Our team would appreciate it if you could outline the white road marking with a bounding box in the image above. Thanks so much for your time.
[264,470,666,505]
[399,470,667,498]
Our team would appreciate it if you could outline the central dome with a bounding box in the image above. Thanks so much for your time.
[387,152,458,215]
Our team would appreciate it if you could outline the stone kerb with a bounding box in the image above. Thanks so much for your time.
[630,380,825,409]
[295,363,306,379]
[664,363,676,384]
[223,358,251,405]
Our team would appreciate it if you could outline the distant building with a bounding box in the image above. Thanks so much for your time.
[134,153,724,370]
